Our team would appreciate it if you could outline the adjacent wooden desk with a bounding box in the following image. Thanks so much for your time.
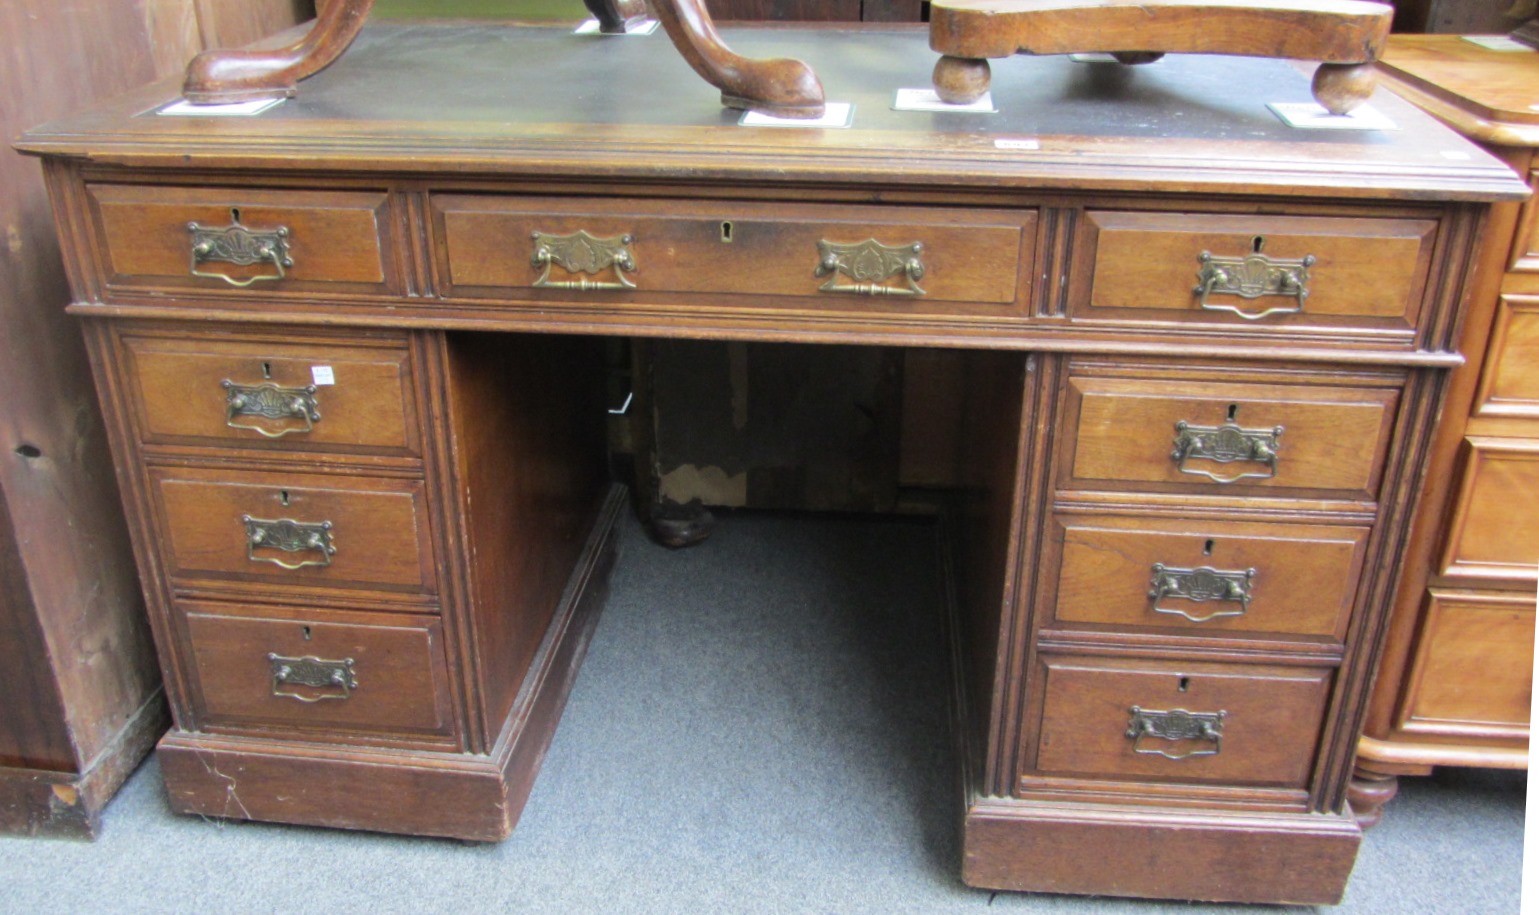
[19,23,1528,904]
[1350,34,1539,823]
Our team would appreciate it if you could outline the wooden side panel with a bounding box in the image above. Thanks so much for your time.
[0,0,199,779]
[445,334,609,745]
[1511,171,1539,274]
[1472,296,1539,419]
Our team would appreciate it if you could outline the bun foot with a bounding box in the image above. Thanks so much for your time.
[933,55,990,105]
[1346,768,1399,829]
[1312,61,1377,116]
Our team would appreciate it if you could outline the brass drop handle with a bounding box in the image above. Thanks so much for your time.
[1126,707,1226,760]
[531,229,637,290]
[188,218,293,287]
[243,515,336,570]
[1171,420,1283,484]
[815,238,926,296]
[1148,564,1255,622]
[223,379,320,438]
[269,653,357,702]
[1194,247,1315,320]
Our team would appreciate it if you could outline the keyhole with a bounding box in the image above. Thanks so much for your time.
[279,490,290,506]
[720,221,734,243]
[302,625,312,641]
[14,444,41,459]
[1202,539,1215,556]
[261,362,273,380]
[1226,403,1239,422]
[1178,676,1190,693]
[231,207,242,224]
[1251,235,1265,253]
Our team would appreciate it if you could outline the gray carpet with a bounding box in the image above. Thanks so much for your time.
[0,513,1524,912]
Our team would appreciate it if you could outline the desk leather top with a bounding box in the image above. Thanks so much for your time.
[18,22,1529,201]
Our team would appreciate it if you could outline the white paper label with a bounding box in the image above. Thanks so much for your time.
[994,138,1041,150]
[311,366,335,386]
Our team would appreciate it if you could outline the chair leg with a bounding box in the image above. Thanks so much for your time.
[649,0,826,118]
[182,0,376,104]
[583,0,650,34]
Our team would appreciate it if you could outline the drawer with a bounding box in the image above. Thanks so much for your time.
[120,329,421,456]
[1031,656,1332,789]
[431,195,1034,317]
[1512,170,1539,274]
[1398,589,1534,740]
[178,600,456,742]
[86,183,398,296]
[1049,514,1367,640]
[149,465,437,599]
[1439,438,1539,582]
[1061,367,1401,500]
[1472,296,1539,420]
[1071,211,1436,336]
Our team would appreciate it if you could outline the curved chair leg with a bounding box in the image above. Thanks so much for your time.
[649,0,826,118]
[183,0,376,104]
[583,0,650,34]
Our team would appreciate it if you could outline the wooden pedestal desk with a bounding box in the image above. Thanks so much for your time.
[1347,34,1539,823]
[18,23,1528,905]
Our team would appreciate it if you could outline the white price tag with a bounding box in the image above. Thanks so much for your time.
[311,365,336,386]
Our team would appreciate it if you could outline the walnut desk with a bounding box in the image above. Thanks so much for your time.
[18,23,1527,905]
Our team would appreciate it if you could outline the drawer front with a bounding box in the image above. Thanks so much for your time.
[1050,515,1367,640]
[1032,657,1331,788]
[121,330,420,456]
[1399,590,1534,740]
[1073,211,1435,334]
[1512,170,1539,274]
[1472,296,1539,420]
[149,466,437,598]
[1440,438,1539,582]
[87,184,396,295]
[433,195,1033,315]
[180,601,456,741]
[1062,372,1400,500]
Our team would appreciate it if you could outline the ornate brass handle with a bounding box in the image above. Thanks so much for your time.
[815,239,926,296]
[1148,564,1255,622]
[1126,706,1226,760]
[188,219,293,287]
[268,653,356,702]
[531,229,637,290]
[1194,249,1315,320]
[242,515,335,570]
[1171,420,1283,484]
[223,380,320,438]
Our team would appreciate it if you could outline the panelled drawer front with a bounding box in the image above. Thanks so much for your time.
[149,466,437,598]
[433,195,1034,315]
[1073,211,1435,334]
[1399,590,1535,739]
[1032,657,1331,789]
[1439,438,1539,581]
[1063,372,1400,500]
[1511,170,1539,274]
[1472,296,1539,420]
[87,184,396,296]
[1050,514,1367,640]
[179,600,456,742]
[121,331,420,456]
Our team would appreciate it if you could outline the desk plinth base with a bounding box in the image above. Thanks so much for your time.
[155,486,622,842]
[962,797,1362,905]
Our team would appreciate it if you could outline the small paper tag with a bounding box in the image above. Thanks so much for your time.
[1266,102,1397,131]
[1069,52,1121,63]
[1440,150,1474,160]
[158,98,285,117]
[1461,35,1533,51]
[573,18,660,35]
[994,138,1041,150]
[311,366,335,386]
[739,102,853,129]
[892,88,997,113]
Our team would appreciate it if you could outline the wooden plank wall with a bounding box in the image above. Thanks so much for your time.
[0,0,312,836]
